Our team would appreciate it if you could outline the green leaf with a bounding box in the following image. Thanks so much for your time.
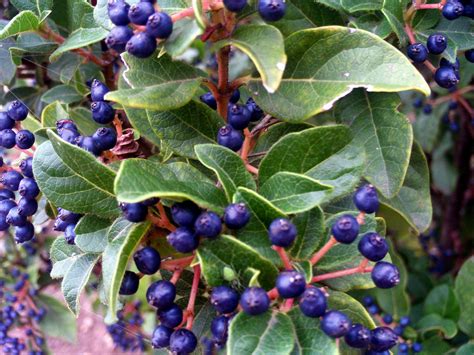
[350,13,392,39]
[288,308,337,355]
[105,53,203,110]
[10,0,53,14]
[413,101,445,153]
[341,0,383,12]
[123,107,161,148]
[68,107,105,136]
[213,24,286,93]
[381,0,408,44]
[147,101,224,159]
[249,26,430,122]
[93,0,140,30]
[61,252,100,315]
[50,237,82,278]
[423,284,460,322]
[417,17,474,51]
[103,218,151,323]
[192,0,207,30]
[50,0,97,31]
[252,123,311,155]
[33,132,119,217]
[197,234,279,290]
[455,257,474,336]
[327,291,376,329]
[164,18,204,57]
[50,27,108,62]
[457,342,474,355]
[0,11,40,40]
[260,172,332,214]
[227,311,295,355]
[41,85,83,104]
[195,144,256,201]
[0,39,16,85]
[335,90,413,198]
[75,215,111,254]
[416,314,458,339]
[115,159,228,213]
[380,142,432,233]
[41,101,68,128]
[289,206,325,260]
[37,294,77,343]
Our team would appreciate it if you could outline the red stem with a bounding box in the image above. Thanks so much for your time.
[272,246,293,270]
[186,264,201,329]
[311,261,372,283]
[161,256,194,271]
[415,3,443,9]
[310,237,337,265]
[170,268,183,284]
[280,298,294,312]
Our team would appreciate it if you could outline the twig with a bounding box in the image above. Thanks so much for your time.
[272,246,293,270]
[160,256,194,271]
[310,237,338,265]
[311,260,372,283]
[186,264,201,329]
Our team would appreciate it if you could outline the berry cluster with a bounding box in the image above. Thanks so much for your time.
[224,0,287,22]
[0,101,35,151]
[52,208,82,245]
[106,0,173,58]
[0,269,47,355]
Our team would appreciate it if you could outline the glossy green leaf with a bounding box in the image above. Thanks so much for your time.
[341,0,383,12]
[0,39,16,85]
[252,123,311,155]
[41,85,83,104]
[0,11,40,40]
[455,257,474,336]
[115,159,228,213]
[290,206,325,260]
[416,314,458,339]
[381,0,408,44]
[350,13,392,39]
[50,0,97,31]
[37,294,77,343]
[50,27,108,62]
[197,234,279,290]
[123,107,161,148]
[41,101,68,128]
[417,17,474,51]
[164,18,204,57]
[195,144,256,201]
[327,291,376,329]
[423,284,460,322]
[68,107,105,136]
[249,26,430,122]
[213,24,286,93]
[50,237,82,279]
[10,0,53,14]
[192,0,207,30]
[75,215,111,254]
[457,342,474,355]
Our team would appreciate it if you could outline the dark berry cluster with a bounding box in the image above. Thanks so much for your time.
[0,269,47,354]
[418,229,455,274]
[52,208,82,245]
[0,101,34,151]
[106,0,173,58]
[224,0,287,22]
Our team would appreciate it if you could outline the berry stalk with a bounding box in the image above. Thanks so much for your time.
[185,264,201,329]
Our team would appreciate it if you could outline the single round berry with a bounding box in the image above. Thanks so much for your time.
[120,202,148,222]
[0,112,15,130]
[217,125,244,152]
[466,49,474,63]
[0,199,16,215]
[134,246,161,274]
[276,270,306,299]
[200,92,217,110]
[230,89,241,103]
[211,315,229,344]
[407,43,428,63]
[362,295,374,307]
[393,325,404,336]
[399,316,410,327]
[151,325,173,348]
[427,33,447,54]
[368,304,380,315]
[91,79,109,101]
[7,100,28,121]
[106,25,134,53]
[56,119,78,133]
[157,303,183,328]
[126,32,157,58]
[1,171,23,191]
[14,222,34,243]
[211,286,240,314]
[399,343,409,353]
[299,286,327,318]
[344,323,371,348]
[258,0,286,21]
[0,214,8,231]
[0,129,17,149]
[0,189,14,201]
[223,203,250,229]
[77,136,102,156]
[169,329,198,354]
[17,197,38,217]
[382,314,393,324]
[59,128,81,145]
[19,158,33,178]
[358,232,388,261]
[246,97,264,121]
[64,224,76,244]
[194,211,222,238]
[228,104,251,130]
[146,12,173,39]
[412,342,422,353]
[240,287,270,315]
[15,130,35,149]
[19,179,39,200]
[54,218,68,232]
[171,201,201,227]
[107,0,131,26]
[91,101,115,124]
[268,218,297,247]
[6,207,28,226]
[146,280,176,309]
[119,271,140,295]
[331,214,359,244]
[442,1,464,20]
[142,197,159,206]
[92,127,117,151]
[353,184,379,213]
[57,208,81,224]
[448,100,458,110]
[128,2,155,25]
[435,66,459,89]
[370,326,398,352]
[224,0,248,12]
[371,261,400,289]
[167,227,199,253]
[413,97,423,108]
[321,310,352,338]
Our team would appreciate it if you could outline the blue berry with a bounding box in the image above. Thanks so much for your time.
[107,0,130,25]
[435,66,459,89]
[91,79,109,101]
[56,119,78,132]
[223,203,250,229]
[240,287,270,315]
[59,128,80,145]
[54,219,68,231]
[167,227,198,253]
[466,49,474,63]
[440,57,460,76]
[151,325,173,348]
[91,101,115,124]
[268,218,297,247]
[393,326,404,337]
[6,207,27,226]
[200,92,217,110]
[17,197,38,217]
[344,323,371,348]
[106,26,134,53]
[128,2,155,25]
[146,280,176,308]
[142,197,159,206]
[230,89,241,103]
[146,12,173,39]
[228,104,251,130]
[399,343,409,352]
[157,304,183,328]
[370,327,398,352]
[211,286,240,314]
[211,315,229,343]
[331,214,359,244]
[412,342,422,353]
[0,129,17,149]
[321,310,352,338]
[298,286,327,318]
[399,316,410,327]
[14,223,34,243]
[371,262,400,289]
[442,1,464,20]
[423,104,433,114]
[224,0,247,12]
[64,224,76,244]
[465,4,474,19]
[0,189,14,201]
[120,202,148,222]
[119,271,139,295]
[362,295,374,307]
[382,314,393,324]
[171,201,200,227]
[407,43,428,63]
[358,232,388,261]
[217,125,244,152]
[258,0,286,21]
[427,33,447,54]
[134,247,161,275]
[246,98,264,121]
[126,32,157,58]
[276,270,306,299]
[194,211,222,238]
[353,184,379,213]
[92,127,117,151]
[77,136,102,156]
[169,329,197,354]
[57,208,81,224]
[0,112,15,130]
[0,199,16,215]
[7,101,28,121]
[16,130,35,149]
[413,97,423,108]
[18,178,39,199]
[448,100,458,110]
[1,171,23,191]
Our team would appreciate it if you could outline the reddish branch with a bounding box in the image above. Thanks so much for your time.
[311,260,372,283]
[310,237,338,265]
[186,265,201,329]
[160,256,194,271]
[272,246,293,270]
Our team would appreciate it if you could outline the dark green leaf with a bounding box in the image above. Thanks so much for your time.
[0,39,16,85]
[50,27,108,62]
[68,107,105,136]
[50,0,97,31]
[423,284,460,322]
[328,290,376,329]
[164,18,203,57]
[290,206,325,260]
[457,342,474,355]
[416,314,458,339]
[41,85,83,104]
[381,0,408,44]
[75,215,111,253]
[124,107,161,148]
[454,256,474,337]
[350,13,392,39]
[341,0,383,12]
[41,101,68,127]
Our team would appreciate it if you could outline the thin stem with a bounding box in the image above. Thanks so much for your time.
[356,211,366,225]
[113,115,123,137]
[216,46,231,118]
[240,128,252,163]
[160,256,194,271]
[170,268,183,284]
[415,3,443,9]
[186,264,201,330]
[311,262,372,283]
[267,287,279,300]
[245,164,259,175]
[404,24,417,45]
[272,246,293,270]
[280,298,294,312]
[310,237,338,265]
[156,202,176,232]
